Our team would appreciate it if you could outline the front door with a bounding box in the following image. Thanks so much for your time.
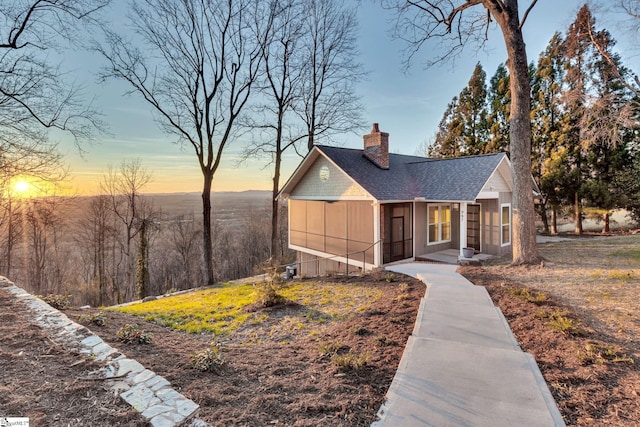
[467,204,481,252]
[391,216,405,261]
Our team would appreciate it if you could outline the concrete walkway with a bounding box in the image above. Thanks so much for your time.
[372,263,565,427]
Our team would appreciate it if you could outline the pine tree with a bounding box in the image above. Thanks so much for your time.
[531,33,566,233]
[486,63,511,153]
[429,97,464,158]
[430,63,489,157]
[458,62,490,154]
[563,5,636,234]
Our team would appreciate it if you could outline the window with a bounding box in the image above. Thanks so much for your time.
[501,204,511,246]
[428,204,451,244]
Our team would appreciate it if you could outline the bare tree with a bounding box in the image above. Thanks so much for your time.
[387,0,541,265]
[168,214,202,290]
[244,0,364,261]
[300,0,365,150]
[97,0,270,286]
[22,194,72,294]
[0,0,107,178]
[100,159,154,302]
[76,195,115,305]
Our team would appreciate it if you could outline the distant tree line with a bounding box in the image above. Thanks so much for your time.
[424,5,640,234]
[0,160,288,306]
[0,0,361,297]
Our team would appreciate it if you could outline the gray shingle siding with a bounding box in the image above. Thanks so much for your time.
[316,145,506,202]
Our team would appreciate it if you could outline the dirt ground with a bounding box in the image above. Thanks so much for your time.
[2,274,425,426]
[0,282,147,427]
[3,236,640,426]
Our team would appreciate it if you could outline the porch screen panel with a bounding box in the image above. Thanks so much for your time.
[325,202,347,238]
[289,200,307,247]
[348,201,374,264]
[306,201,325,251]
[326,237,347,256]
[347,202,373,243]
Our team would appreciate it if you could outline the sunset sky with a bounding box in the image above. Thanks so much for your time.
[53,1,637,195]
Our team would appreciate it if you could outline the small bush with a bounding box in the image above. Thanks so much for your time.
[364,309,385,317]
[507,287,547,305]
[547,311,586,336]
[352,326,370,336]
[332,351,369,371]
[79,311,108,327]
[385,273,396,283]
[318,341,342,355]
[116,324,152,344]
[191,342,225,372]
[253,281,286,307]
[395,282,411,301]
[253,258,287,307]
[39,294,72,310]
[376,336,397,347]
[579,342,634,365]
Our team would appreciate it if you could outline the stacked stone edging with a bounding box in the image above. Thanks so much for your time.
[0,277,209,427]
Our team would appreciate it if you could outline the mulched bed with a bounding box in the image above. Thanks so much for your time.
[461,266,640,426]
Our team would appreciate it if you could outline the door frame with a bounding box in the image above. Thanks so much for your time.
[466,203,481,253]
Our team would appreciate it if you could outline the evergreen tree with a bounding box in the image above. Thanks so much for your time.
[486,63,511,153]
[430,63,489,157]
[562,5,605,234]
[563,5,636,233]
[458,62,490,154]
[531,33,566,233]
[429,96,464,158]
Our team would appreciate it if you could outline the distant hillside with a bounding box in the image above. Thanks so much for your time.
[57,190,272,225]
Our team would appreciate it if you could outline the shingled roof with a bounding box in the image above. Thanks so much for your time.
[315,145,509,202]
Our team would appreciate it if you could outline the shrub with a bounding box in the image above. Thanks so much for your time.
[318,341,342,355]
[332,350,369,371]
[253,281,286,307]
[79,311,108,327]
[579,342,634,365]
[191,342,225,372]
[507,287,547,305]
[39,294,72,310]
[395,282,411,301]
[352,326,370,336]
[116,324,152,344]
[547,311,586,336]
[253,258,287,307]
[385,273,396,283]
[376,336,397,347]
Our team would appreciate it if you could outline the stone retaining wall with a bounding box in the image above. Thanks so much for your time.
[1,277,210,427]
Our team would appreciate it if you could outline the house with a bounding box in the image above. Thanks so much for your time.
[279,123,515,276]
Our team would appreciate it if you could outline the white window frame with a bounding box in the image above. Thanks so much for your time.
[427,204,452,245]
[501,203,511,247]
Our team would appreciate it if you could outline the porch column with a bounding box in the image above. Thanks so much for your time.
[373,201,381,267]
[459,202,468,258]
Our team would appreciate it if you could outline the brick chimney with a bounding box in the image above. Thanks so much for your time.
[363,123,389,169]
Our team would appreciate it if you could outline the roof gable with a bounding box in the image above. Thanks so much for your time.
[290,155,369,199]
[280,145,512,202]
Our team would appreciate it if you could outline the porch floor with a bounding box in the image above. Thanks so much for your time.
[416,249,494,265]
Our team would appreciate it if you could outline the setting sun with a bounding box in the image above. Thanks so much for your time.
[14,180,30,193]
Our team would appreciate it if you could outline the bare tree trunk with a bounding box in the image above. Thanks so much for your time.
[550,207,558,235]
[202,171,215,287]
[602,212,610,233]
[574,192,583,234]
[493,3,540,265]
[271,164,281,260]
[537,202,550,234]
